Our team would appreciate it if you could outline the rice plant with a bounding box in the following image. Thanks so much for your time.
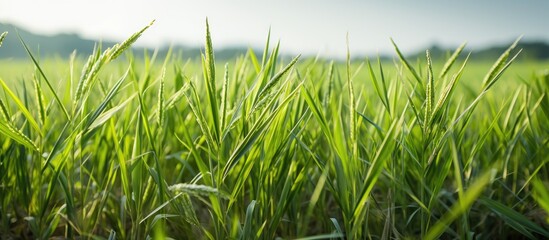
[0,21,548,239]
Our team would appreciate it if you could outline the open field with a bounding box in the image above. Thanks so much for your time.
[0,24,548,239]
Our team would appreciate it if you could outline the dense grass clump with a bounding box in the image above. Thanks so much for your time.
[0,22,548,239]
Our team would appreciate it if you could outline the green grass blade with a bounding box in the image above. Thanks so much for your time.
[391,38,423,89]
[222,79,302,181]
[241,200,257,239]
[40,122,70,172]
[248,47,261,74]
[254,55,301,109]
[480,197,549,239]
[532,179,549,222]
[303,85,335,148]
[330,218,344,239]
[0,98,10,120]
[367,58,390,115]
[87,94,135,131]
[484,48,522,91]
[261,27,271,67]
[0,121,38,151]
[140,192,183,224]
[0,77,42,136]
[350,110,404,237]
[84,67,130,132]
[16,32,70,120]
[425,169,494,240]
[439,42,466,79]
[482,36,521,89]
[165,82,189,111]
[433,53,470,121]
[357,111,383,135]
[184,81,216,150]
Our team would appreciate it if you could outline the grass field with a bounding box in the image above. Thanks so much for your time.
[1,22,548,239]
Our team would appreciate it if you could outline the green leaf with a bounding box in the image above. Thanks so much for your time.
[0,121,38,152]
[391,38,425,95]
[480,197,549,239]
[532,179,549,220]
[241,200,258,239]
[0,77,42,136]
[425,169,494,240]
[254,54,301,111]
[17,32,70,120]
[86,94,135,132]
[367,57,390,115]
[85,68,131,132]
[140,193,183,224]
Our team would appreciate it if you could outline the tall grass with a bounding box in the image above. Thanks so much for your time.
[0,22,548,239]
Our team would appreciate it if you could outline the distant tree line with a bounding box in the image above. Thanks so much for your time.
[1,22,548,61]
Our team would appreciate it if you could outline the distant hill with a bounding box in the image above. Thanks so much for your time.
[2,22,549,61]
[406,41,549,62]
[0,22,114,59]
[473,41,549,61]
[0,22,250,60]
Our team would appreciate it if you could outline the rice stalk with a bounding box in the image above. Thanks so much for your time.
[157,67,166,127]
[32,74,46,125]
[439,42,466,79]
[17,32,70,120]
[203,18,221,144]
[0,31,7,47]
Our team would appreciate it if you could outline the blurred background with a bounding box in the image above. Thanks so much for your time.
[1,0,548,60]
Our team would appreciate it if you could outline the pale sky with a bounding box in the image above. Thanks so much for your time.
[0,0,548,58]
